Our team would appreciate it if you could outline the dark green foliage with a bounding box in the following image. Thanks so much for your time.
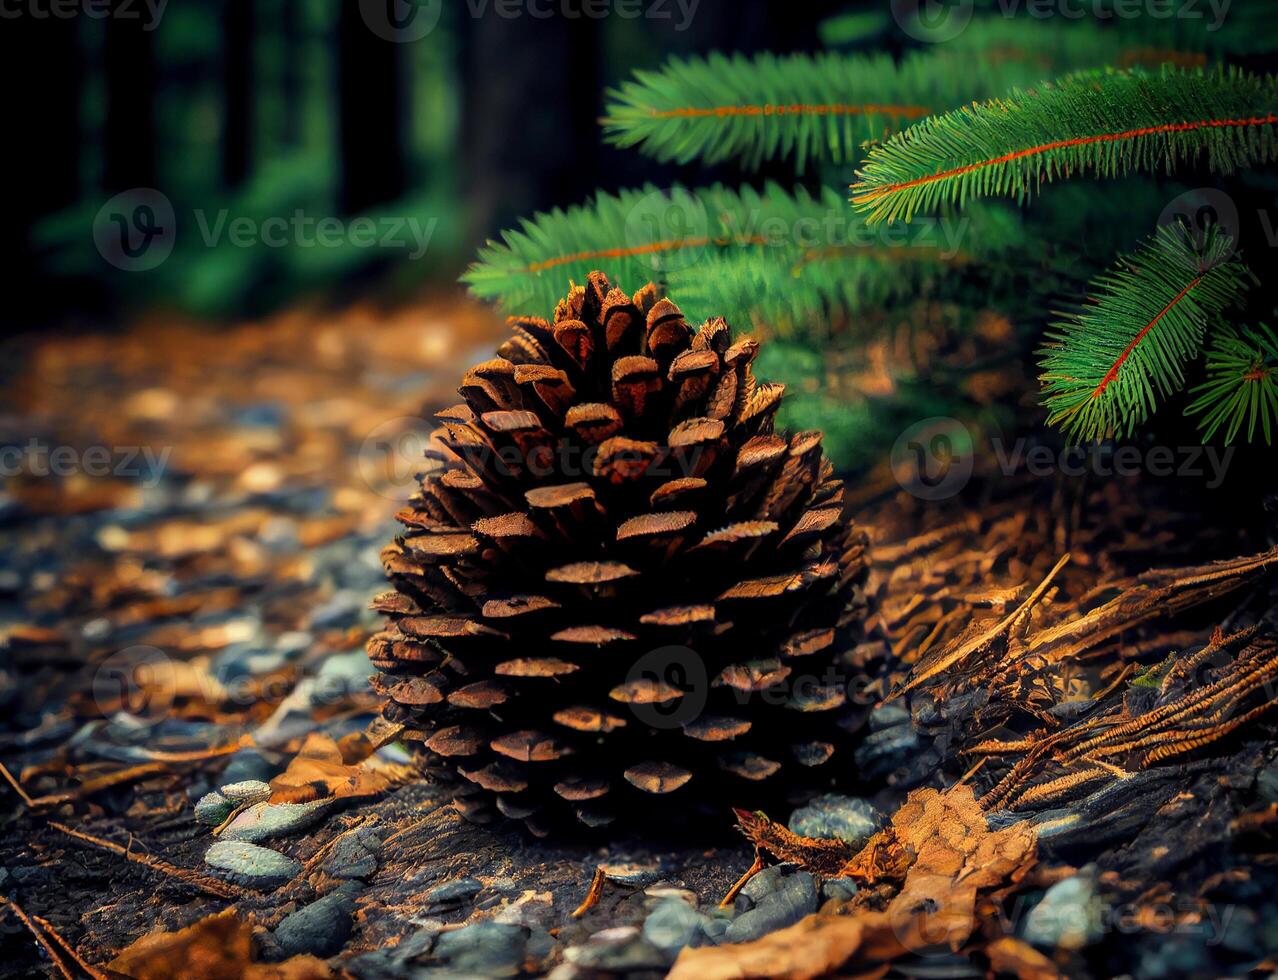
[1187,323,1278,444]
[603,22,1227,172]
[853,67,1278,223]
[1038,225,1251,442]
[461,183,1033,333]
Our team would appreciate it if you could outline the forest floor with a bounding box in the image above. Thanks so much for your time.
[1,300,1277,979]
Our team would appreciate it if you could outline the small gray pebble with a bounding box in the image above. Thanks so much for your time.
[563,926,667,973]
[789,793,882,847]
[1257,757,1278,803]
[868,702,911,730]
[642,899,703,958]
[194,791,234,826]
[424,876,483,908]
[432,921,528,977]
[204,841,300,891]
[220,800,331,843]
[1022,875,1103,950]
[726,870,818,944]
[736,864,797,912]
[822,877,859,903]
[272,883,360,959]
[220,779,271,804]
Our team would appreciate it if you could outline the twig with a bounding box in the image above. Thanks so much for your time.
[571,866,607,919]
[719,848,764,909]
[26,763,171,809]
[49,821,248,901]
[0,763,36,807]
[31,913,111,980]
[0,896,76,980]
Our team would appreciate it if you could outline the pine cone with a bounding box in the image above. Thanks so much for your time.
[369,273,870,834]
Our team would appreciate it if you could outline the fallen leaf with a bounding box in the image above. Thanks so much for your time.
[985,936,1062,979]
[712,786,1040,975]
[668,913,890,980]
[269,732,411,803]
[106,908,331,980]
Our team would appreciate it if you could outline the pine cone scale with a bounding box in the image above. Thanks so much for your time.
[371,273,870,832]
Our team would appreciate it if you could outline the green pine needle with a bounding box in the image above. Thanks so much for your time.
[602,21,1224,172]
[461,183,1031,334]
[1186,322,1278,444]
[852,66,1278,224]
[1038,224,1250,442]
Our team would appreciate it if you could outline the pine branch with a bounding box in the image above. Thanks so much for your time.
[461,183,1032,333]
[852,67,1278,224]
[1186,323,1278,445]
[1037,225,1251,442]
[603,20,1238,172]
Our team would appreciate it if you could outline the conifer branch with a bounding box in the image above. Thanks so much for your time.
[852,67,1278,224]
[603,22,1225,171]
[461,184,1032,333]
[1186,323,1278,444]
[1037,225,1251,442]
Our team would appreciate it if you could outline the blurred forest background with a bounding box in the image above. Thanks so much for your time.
[1,0,856,330]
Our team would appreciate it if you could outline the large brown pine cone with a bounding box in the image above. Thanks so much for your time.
[369,273,871,835]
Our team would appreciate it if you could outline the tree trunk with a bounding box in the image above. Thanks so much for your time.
[0,12,82,328]
[459,10,602,246]
[222,0,255,188]
[103,5,156,192]
[337,3,407,214]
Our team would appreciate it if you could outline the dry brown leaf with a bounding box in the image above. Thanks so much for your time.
[712,786,1041,975]
[668,912,894,980]
[985,936,1062,979]
[105,908,331,980]
[268,732,408,804]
